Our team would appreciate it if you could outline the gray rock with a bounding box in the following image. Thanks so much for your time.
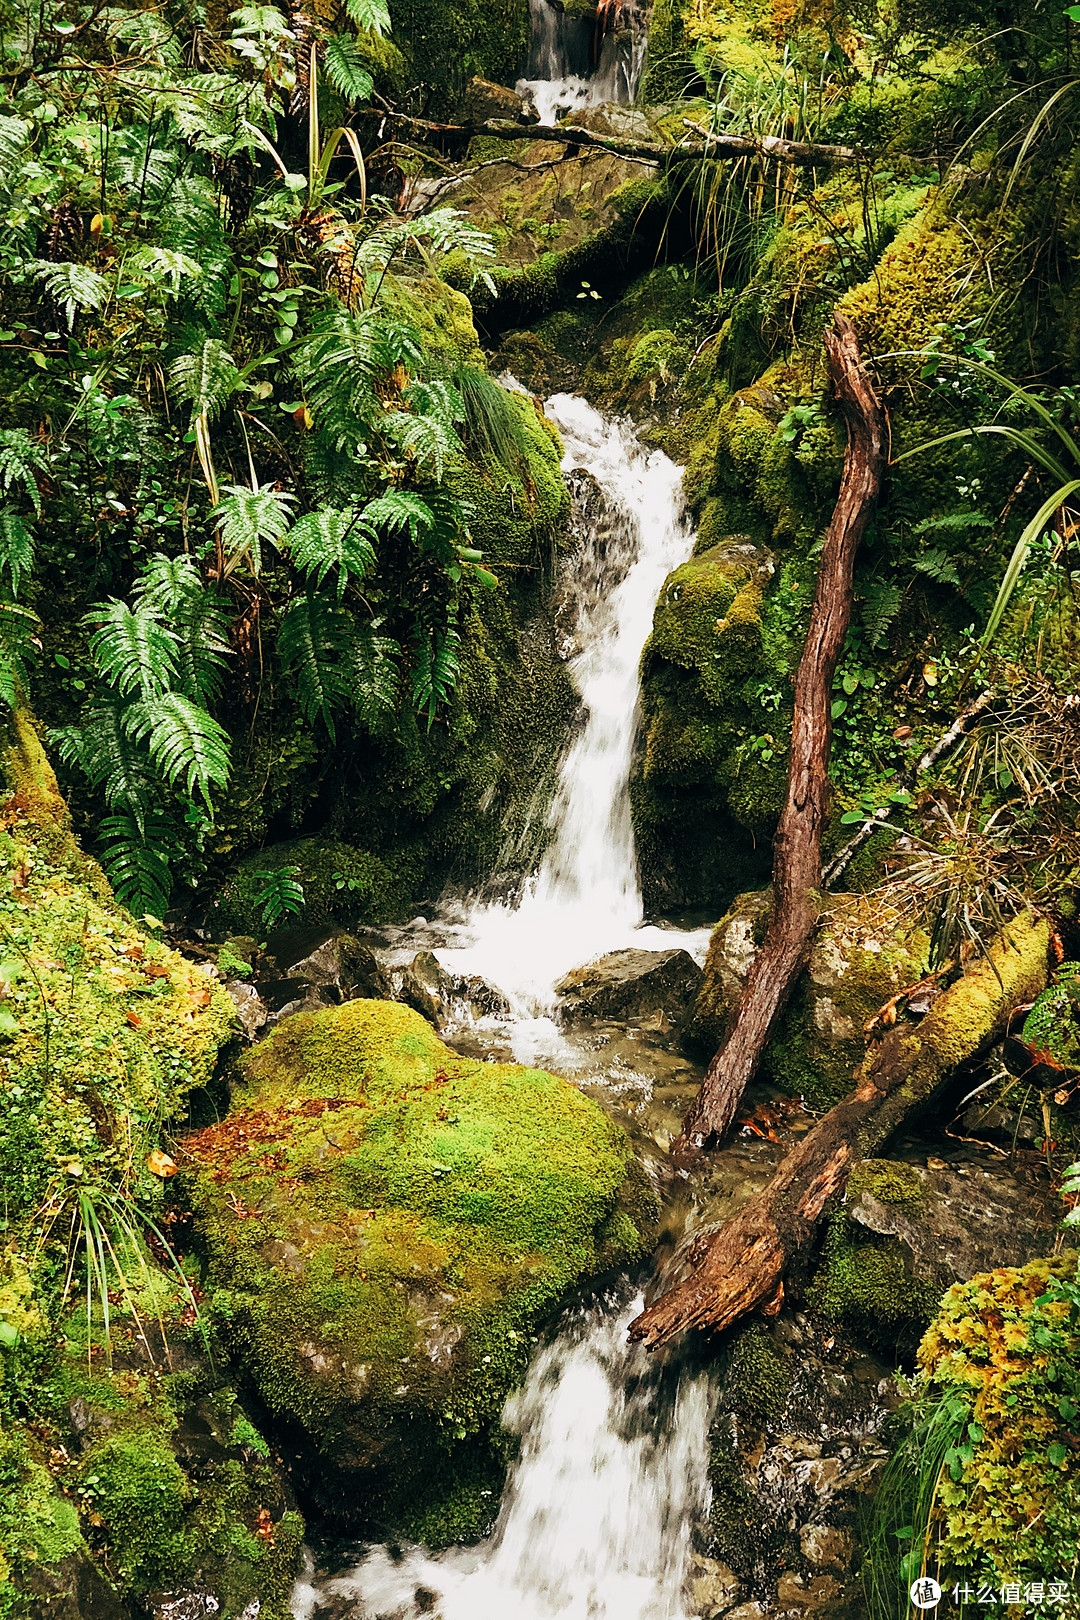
[398,951,511,1029]
[556,947,702,1025]
[461,75,533,123]
[224,978,267,1041]
[262,925,390,1001]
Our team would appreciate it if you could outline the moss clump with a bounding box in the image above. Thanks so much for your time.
[723,1321,791,1425]
[181,998,657,1531]
[213,837,408,935]
[810,1210,938,1349]
[847,1159,922,1206]
[0,1429,84,1593]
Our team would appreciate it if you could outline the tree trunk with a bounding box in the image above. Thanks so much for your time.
[674,313,887,1152]
[629,914,1049,1349]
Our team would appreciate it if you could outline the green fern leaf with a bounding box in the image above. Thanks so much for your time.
[32,261,109,330]
[343,0,390,34]
[98,810,174,917]
[125,692,232,807]
[277,592,352,738]
[322,36,374,103]
[0,116,30,173]
[349,624,400,729]
[410,621,460,724]
[285,508,376,596]
[0,598,37,708]
[52,702,159,830]
[169,339,240,425]
[215,483,295,574]
[0,507,34,597]
[86,600,179,699]
[913,547,962,586]
[134,554,232,702]
[130,244,203,296]
[0,429,48,516]
[362,490,436,543]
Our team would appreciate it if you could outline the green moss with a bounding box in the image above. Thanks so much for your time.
[723,1322,790,1424]
[389,0,530,115]
[214,836,408,935]
[183,998,656,1531]
[810,1214,938,1343]
[847,1159,922,1206]
[78,1428,189,1587]
[0,1429,85,1592]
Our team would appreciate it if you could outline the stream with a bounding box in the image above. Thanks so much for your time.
[516,0,647,124]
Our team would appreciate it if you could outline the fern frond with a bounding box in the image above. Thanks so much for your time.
[125,692,232,807]
[134,555,232,703]
[214,483,295,574]
[130,244,203,295]
[284,508,377,596]
[349,623,400,730]
[0,598,37,708]
[410,621,460,724]
[361,489,435,544]
[382,411,458,480]
[322,36,374,103]
[911,511,995,534]
[277,592,352,737]
[169,340,240,425]
[32,260,110,330]
[0,116,30,175]
[858,578,902,649]
[0,507,34,597]
[0,429,48,516]
[343,0,390,34]
[85,600,179,699]
[913,547,962,586]
[296,311,424,447]
[52,701,159,830]
[98,810,173,917]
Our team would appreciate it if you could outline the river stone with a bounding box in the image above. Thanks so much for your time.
[555,947,702,1025]
[181,999,657,1536]
[398,950,510,1028]
[461,75,534,123]
[263,924,390,1001]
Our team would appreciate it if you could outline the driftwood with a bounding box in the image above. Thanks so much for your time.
[674,313,887,1152]
[629,913,1050,1349]
[381,111,882,171]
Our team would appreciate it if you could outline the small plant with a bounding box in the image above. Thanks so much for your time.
[251,866,305,929]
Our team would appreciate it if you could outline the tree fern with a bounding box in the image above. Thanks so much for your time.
[86,599,179,699]
[134,555,232,703]
[169,339,240,424]
[284,507,377,596]
[214,483,295,574]
[0,430,47,515]
[322,36,374,104]
[32,261,109,329]
[0,507,34,597]
[277,591,352,737]
[125,693,232,807]
[98,810,174,918]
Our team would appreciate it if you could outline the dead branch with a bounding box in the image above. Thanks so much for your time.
[673,313,887,1153]
[629,913,1049,1349]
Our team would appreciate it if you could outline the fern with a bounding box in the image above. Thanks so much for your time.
[0,598,37,708]
[130,244,203,295]
[410,621,460,725]
[169,339,240,424]
[911,511,995,534]
[251,865,305,929]
[0,507,34,597]
[98,810,174,918]
[382,410,459,481]
[86,599,179,699]
[52,702,159,831]
[343,0,390,34]
[133,555,232,703]
[125,692,232,807]
[913,547,962,586]
[277,592,352,737]
[296,311,424,448]
[0,116,30,176]
[215,483,295,574]
[349,624,400,730]
[362,489,436,543]
[284,507,377,596]
[32,261,109,330]
[322,36,374,103]
[859,578,902,649]
[0,430,48,515]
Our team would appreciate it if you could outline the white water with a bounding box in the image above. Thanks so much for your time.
[430,392,706,1039]
[517,0,647,125]
[290,1298,713,1620]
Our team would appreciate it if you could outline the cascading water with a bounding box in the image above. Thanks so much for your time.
[290,1296,714,1620]
[430,392,707,1029]
[516,0,647,125]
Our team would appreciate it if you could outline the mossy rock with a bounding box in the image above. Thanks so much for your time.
[181,998,658,1532]
[212,837,408,936]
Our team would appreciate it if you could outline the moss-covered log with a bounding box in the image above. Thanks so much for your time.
[629,912,1050,1349]
[675,313,887,1150]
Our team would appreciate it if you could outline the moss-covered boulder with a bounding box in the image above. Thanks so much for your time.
[181,998,658,1536]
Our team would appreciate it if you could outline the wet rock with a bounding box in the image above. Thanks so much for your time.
[16,1548,129,1620]
[398,950,510,1028]
[555,947,702,1026]
[461,75,534,122]
[263,924,390,1000]
[143,1596,221,1620]
[690,1557,742,1617]
[224,978,267,1040]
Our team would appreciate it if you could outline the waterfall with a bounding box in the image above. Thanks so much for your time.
[431,393,704,1021]
[290,1296,714,1620]
[517,0,647,125]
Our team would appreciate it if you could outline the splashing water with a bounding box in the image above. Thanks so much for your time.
[290,1297,713,1620]
[516,0,646,125]
[430,393,705,1031]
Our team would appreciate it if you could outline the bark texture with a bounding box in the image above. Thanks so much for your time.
[674,313,887,1151]
[629,914,1050,1349]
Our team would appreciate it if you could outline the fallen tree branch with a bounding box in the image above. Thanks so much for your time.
[821,688,993,888]
[629,912,1049,1349]
[380,111,883,171]
[674,313,887,1152]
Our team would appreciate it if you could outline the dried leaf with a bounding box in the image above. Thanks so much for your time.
[147,1149,178,1178]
